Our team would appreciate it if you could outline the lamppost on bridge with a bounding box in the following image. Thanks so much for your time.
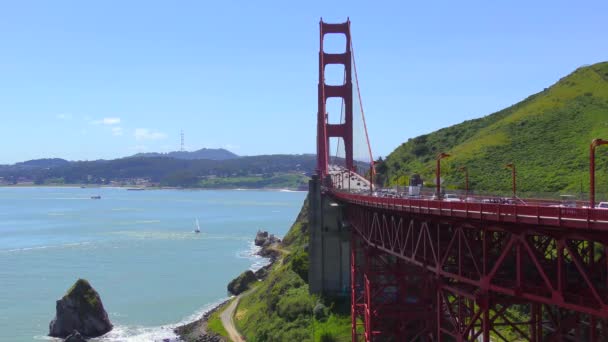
[436,153,450,199]
[458,166,469,199]
[369,161,375,195]
[590,138,608,208]
[505,163,516,198]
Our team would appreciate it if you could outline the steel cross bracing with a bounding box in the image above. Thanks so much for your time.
[315,19,608,342]
[336,189,608,341]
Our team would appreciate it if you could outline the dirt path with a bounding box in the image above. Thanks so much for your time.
[220,294,246,342]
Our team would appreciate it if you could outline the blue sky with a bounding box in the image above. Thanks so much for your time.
[0,1,606,164]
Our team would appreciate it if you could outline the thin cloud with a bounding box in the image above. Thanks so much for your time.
[134,128,167,141]
[92,117,121,125]
[111,127,124,136]
[56,113,72,120]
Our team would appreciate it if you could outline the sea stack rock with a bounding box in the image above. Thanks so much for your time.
[254,229,281,247]
[254,230,269,246]
[49,279,113,339]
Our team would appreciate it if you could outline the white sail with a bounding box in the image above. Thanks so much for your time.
[194,218,201,233]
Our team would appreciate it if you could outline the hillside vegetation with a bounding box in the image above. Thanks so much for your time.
[132,147,238,160]
[233,197,351,342]
[0,154,315,189]
[377,62,608,198]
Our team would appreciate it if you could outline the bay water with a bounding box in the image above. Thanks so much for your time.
[0,187,306,341]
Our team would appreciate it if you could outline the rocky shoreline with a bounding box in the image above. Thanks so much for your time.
[173,300,230,342]
[174,230,280,342]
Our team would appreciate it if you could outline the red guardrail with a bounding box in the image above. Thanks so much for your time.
[330,190,608,231]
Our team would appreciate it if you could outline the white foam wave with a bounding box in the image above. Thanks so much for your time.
[93,298,229,342]
[92,324,179,342]
[236,241,270,271]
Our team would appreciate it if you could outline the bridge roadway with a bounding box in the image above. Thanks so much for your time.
[330,190,608,231]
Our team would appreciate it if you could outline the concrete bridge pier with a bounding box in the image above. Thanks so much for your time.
[308,175,351,296]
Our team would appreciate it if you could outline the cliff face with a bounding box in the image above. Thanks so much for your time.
[49,279,113,338]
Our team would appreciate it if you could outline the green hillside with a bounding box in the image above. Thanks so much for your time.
[377,61,608,198]
[232,197,351,341]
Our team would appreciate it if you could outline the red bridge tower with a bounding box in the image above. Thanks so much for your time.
[317,19,353,177]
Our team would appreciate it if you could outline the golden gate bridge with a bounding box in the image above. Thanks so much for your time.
[310,18,608,341]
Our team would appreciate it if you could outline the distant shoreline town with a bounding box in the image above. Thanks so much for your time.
[0,148,327,191]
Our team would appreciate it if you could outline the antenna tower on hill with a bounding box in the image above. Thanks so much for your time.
[180,130,185,152]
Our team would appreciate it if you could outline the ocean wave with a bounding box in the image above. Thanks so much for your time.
[91,324,179,342]
[33,326,179,342]
[236,241,270,271]
[2,241,91,254]
[33,298,230,342]
[34,197,91,200]
[99,298,230,342]
[109,231,196,240]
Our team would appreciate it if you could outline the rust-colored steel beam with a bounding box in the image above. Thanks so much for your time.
[342,194,608,341]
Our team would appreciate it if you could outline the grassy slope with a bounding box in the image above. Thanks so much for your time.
[234,197,351,342]
[379,62,608,197]
[207,305,229,339]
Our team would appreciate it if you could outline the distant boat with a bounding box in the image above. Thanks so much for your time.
[127,188,145,191]
[194,218,201,233]
[90,195,101,199]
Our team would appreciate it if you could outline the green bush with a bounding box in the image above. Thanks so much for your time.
[290,249,309,282]
[277,287,314,321]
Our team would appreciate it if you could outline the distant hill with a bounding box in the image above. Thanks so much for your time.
[376,61,608,196]
[132,148,238,160]
[13,158,70,169]
[0,154,316,189]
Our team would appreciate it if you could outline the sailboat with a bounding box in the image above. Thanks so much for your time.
[193,218,201,233]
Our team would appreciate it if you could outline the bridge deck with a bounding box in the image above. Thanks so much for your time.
[331,190,608,231]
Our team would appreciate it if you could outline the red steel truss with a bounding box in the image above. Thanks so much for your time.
[315,20,608,342]
[340,191,608,341]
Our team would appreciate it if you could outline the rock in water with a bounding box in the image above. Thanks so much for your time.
[49,279,113,338]
[254,230,269,246]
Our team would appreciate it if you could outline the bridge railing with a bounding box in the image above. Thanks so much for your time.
[330,190,608,230]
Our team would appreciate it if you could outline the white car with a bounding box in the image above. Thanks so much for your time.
[443,194,461,202]
[598,202,608,209]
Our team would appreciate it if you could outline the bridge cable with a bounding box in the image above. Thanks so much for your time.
[351,40,376,176]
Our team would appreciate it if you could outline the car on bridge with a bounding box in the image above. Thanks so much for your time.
[443,194,461,202]
[598,202,608,209]
[428,194,461,202]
